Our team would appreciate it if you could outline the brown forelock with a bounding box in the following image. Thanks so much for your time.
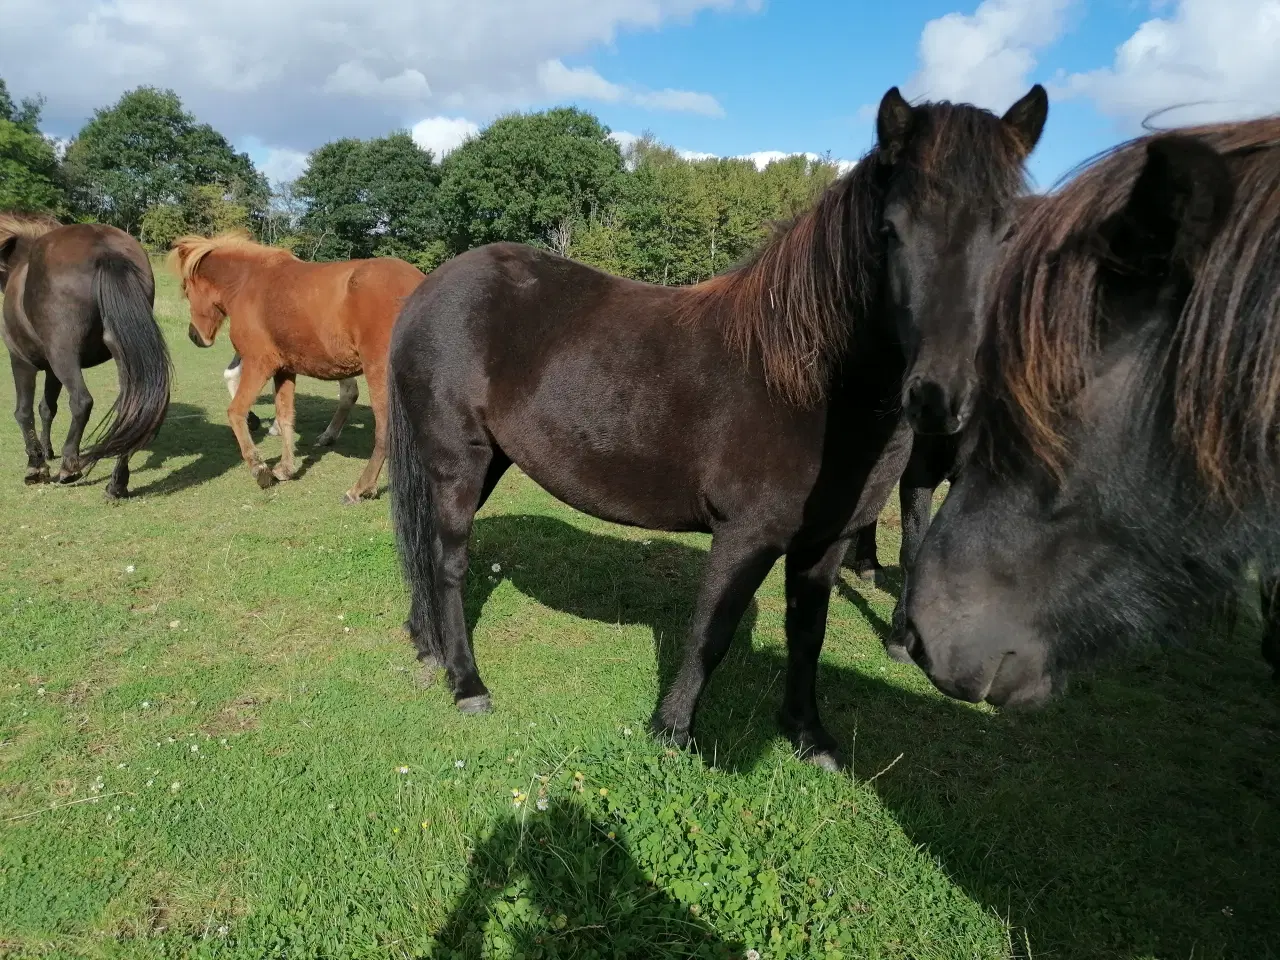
[679,102,1031,407]
[985,116,1280,498]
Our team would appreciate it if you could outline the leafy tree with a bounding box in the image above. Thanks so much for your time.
[62,87,267,233]
[0,77,64,214]
[138,183,253,252]
[437,108,624,252]
[295,131,440,261]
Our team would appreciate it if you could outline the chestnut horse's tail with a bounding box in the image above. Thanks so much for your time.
[387,369,444,664]
[85,255,172,464]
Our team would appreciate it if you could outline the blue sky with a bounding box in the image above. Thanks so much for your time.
[5,0,1277,190]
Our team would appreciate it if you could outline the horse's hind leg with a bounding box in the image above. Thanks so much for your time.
[847,522,881,582]
[434,428,509,712]
[105,455,131,501]
[270,373,298,482]
[342,366,386,504]
[45,358,92,483]
[10,356,47,484]
[39,373,61,462]
[315,378,359,448]
[653,529,780,748]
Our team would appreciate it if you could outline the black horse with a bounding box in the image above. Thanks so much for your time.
[387,85,1048,769]
[903,120,1280,705]
[1,215,171,498]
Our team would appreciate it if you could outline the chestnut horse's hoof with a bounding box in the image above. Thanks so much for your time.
[340,491,362,506]
[456,694,492,714]
[252,464,275,490]
[272,463,295,482]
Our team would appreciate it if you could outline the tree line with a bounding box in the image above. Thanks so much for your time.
[1,77,846,284]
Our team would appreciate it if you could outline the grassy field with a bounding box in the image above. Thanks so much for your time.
[0,265,1278,960]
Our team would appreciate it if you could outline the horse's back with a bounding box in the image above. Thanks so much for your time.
[392,243,816,532]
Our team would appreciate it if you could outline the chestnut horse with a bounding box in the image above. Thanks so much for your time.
[1,214,171,497]
[169,233,425,503]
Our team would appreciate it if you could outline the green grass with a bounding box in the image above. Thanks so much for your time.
[0,265,1278,959]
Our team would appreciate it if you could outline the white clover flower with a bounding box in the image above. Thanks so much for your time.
[536,797,549,812]
[397,766,410,775]
[125,565,136,574]
[491,563,501,573]
[454,759,465,769]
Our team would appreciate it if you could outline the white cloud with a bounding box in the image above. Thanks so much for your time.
[1,0,753,151]
[537,59,724,116]
[904,0,1074,109]
[411,116,481,158]
[323,63,431,101]
[1061,0,1280,128]
[609,130,641,153]
[258,147,310,185]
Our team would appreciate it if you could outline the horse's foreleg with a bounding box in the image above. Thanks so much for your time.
[887,481,936,662]
[227,361,275,489]
[315,377,359,448]
[653,530,780,749]
[10,356,47,484]
[39,373,61,462]
[778,539,848,771]
[271,372,297,482]
[342,368,385,504]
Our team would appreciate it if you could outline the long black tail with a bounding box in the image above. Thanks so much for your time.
[387,368,444,663]
[84,256,173,463]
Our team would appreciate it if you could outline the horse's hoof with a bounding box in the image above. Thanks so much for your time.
[104,486,128,502]
[267,423,280,437]
[883,641,914,665]
[271,463,294,482]
[456,694,492,714]
[314,433,336,449]
[802,748,846,773]
[56,469,82,485]
[253,465,275,490]
[649,717,692,750]
[853,564,881,583]
[24,467,49,485]
[340,491,361,506]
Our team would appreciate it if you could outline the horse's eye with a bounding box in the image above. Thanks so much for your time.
[880,221,900,244]
[1000,221,1018,243]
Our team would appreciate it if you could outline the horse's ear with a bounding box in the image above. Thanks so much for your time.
[1001,84,1048,157]
[1095,136,1234,279]
[876,87,915,166]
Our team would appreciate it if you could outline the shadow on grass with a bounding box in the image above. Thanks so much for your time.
[462,514,1280,959]
[435,801,738,959]
[126,393,369,497]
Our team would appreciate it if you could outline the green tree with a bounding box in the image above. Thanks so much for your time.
[437,107,624,253]
[295,131,440,261]
[62,87,267,233]
[0,77,64,214]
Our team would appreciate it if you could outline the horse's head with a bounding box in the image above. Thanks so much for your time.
[875,85,1048,435]
[168,237,227,348]
[903,134,1240,708]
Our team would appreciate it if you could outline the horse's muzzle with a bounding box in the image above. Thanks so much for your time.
[188,324,212,348]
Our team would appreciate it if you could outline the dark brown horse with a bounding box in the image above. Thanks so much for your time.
[1,215,171,498]
[170,232,425,503]
[904,119,1280,706]
[387,85,1048,770]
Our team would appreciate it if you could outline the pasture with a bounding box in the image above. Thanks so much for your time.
[1,267,1278,959]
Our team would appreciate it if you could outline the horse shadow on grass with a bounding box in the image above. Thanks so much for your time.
[126,393,371,496]
[434,800,739,959]
[463,514,1280,959]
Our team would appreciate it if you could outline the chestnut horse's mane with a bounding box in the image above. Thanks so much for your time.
[167,230,297,288]
[984,116,1280,498]
[677,103,1031,407]
[0,212,60,246]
